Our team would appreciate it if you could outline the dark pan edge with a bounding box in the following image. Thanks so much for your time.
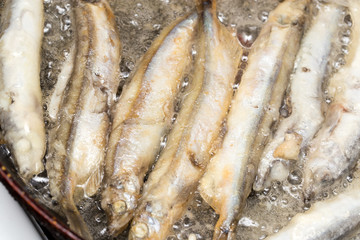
[0,161,83,240]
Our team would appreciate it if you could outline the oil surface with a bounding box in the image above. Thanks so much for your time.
[0,0,358,239]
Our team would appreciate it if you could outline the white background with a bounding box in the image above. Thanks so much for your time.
[0,183,41,240]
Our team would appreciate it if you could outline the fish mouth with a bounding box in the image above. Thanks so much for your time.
[129,211,160,240]
[129,222,149,239]
[107,211,133,236]
[101,186,138,236]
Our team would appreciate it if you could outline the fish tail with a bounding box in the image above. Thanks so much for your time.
[195,0,213,12]
[63,201,93,240]
[61,173,92,240]
[195,0,212,5]
[212,219,237,240]
[62,194,93,240]
[211,0,216,13]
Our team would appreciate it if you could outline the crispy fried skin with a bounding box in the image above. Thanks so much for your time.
[199,0,309,238]
[303,0,360,199]
[254,2,342,191]
[101,12,198,236]
[46,1,121,238]
[0,0,45,181]
[129,2,242,239]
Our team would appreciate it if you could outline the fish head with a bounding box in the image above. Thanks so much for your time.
[129,206,161,240]
[101,181,140,236]
[129,197,182,240]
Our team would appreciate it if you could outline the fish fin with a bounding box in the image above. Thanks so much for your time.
[61,172,92,240]
[214,14,243,60]
[212,220,237,240]
[195,0,206,12]
[198,174,222,213]
[83,164,103,198]
[63,199,93,240]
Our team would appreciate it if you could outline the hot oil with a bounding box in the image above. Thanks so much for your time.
[167,2,357,240]
[0,0,356,239]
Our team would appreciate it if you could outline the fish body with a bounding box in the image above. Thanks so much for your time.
[266,184,360,240]
[129,2,242,239]
[0,0,45,180]
[199,0,308,238]
[254,3,342,191]
[46,0,121,238]
[48,44,76,121]
[101,13,198,235]
[303,0,360,198]
[128,16,206,240]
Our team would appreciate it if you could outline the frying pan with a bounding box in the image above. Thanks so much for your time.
[0,144,82,240]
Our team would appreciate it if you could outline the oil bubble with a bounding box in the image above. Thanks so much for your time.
[56,5,66,15]
[263,187,270,196]
[347,175,353,183]
[237,25,260,48]
[258,10,269,22]
[281,198,288,205]
[153,24,161,30]
[344,14,352,27]
[173,221,181,230]
[44,22,52,34]
[218,12,227,25]
[287,169,302,185]
[270,195,277,201]
[259,235,267,240]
